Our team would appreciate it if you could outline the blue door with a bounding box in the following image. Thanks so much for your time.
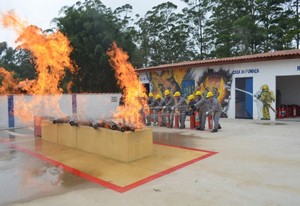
[181,80,195,98]
[235,77,253,119]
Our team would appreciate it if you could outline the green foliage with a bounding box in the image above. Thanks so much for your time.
[0,42,35,81]
[54,0,138,93]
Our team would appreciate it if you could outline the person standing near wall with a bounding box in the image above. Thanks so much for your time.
[206,92,222,133]
[187,95,196,115]
[259,85,275,120]
[162,89,175,127]
[194,91,209,131]
[172,91,188,129]
[152,94,165,126]
[146,92,155,126]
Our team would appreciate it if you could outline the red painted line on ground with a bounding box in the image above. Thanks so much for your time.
[0,140,217,193]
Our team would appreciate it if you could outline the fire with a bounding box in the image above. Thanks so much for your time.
[0,11,76,124]
[0,68,19,94]
[107,42,148,129]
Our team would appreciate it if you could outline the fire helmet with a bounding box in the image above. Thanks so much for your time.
[195,91,202,96]
[262,85,269,91]
[155,94,161,100]
[188,95,195,100]
[206,92,214,98]
[164,89,171,96]
[174,91,181,97]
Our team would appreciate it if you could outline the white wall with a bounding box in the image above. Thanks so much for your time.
[0,93,121,128]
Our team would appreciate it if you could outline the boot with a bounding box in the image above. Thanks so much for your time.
[211,129,218,133]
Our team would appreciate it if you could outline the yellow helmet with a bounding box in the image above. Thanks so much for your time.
[206,91,214,98]
[141,92,147,98]
[164,89,171,96]
[155,94,161,100]
[195,91,202,96]
[262,85,269,91]
[174,91,181,97]
[188,95,195,100]
[148,92,153,97]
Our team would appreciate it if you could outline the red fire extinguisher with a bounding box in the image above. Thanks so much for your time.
[174,112,179,128]
[158,111,163,126]
[166,111,170,128]
[293,105,297,117]
[194,111,200,127]
[277,106,282,118]
[281,105,286,118]
[207,114,213,130]
[190,113,195,129]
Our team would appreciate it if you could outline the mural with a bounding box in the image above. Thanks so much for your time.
[146,68,233,117]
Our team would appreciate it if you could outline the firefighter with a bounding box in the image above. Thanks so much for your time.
[146,92,155,126]
[172,91,188,129]
[187,94,196,115]
[162,89,175,127]
[152,94,164,126]
[259,85,275,120]
[193,91,209,130]
[138,92,148,124]
[206,91,222,133]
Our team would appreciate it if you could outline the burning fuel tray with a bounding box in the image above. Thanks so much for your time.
[41,120,153,162]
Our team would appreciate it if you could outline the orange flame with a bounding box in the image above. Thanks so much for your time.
[0,11,76,124]
[0,67,19,94]
[107,42,148,129]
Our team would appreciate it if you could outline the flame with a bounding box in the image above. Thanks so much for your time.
[0,68,20,94]
[0,11,76,124]
[107,42,148,129]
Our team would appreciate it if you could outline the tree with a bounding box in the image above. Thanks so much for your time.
[181,0,212,59]
[54,0,138,93]
[136,2,193,67]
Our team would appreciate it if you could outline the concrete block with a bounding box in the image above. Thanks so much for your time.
[41,120,58,143]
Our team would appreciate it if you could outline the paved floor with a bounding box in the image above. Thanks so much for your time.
[1,118,300,206]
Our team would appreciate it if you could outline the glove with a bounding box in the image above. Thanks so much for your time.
[205,111,209,116]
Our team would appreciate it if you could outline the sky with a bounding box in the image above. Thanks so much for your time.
[0,0,186,47]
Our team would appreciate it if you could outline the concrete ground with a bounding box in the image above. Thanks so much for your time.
[1,118,300,206]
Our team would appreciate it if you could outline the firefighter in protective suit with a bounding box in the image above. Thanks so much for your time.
[146,93,155,126]
[206,91,222,133]
[172,91,188,129]
[193,91,209,130]
[259,85,275,120]
[162,89,175,127]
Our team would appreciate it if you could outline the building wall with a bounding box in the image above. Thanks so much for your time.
[0,93,121,128]
[139,58,300,121]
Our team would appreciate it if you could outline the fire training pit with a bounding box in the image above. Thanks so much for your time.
[41,118,153,163]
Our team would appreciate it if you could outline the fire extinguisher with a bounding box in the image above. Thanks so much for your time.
[293,105,297,117]
[166,111,170,128]
[277,106,282,118]
[207,114,213,130]
[158,111,163,126]
[174,112,179,128]
[190,113,195,129]
[194,111,200,127]
[281,105,286,118]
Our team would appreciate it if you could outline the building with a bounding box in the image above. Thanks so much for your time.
[137,49,300,121]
